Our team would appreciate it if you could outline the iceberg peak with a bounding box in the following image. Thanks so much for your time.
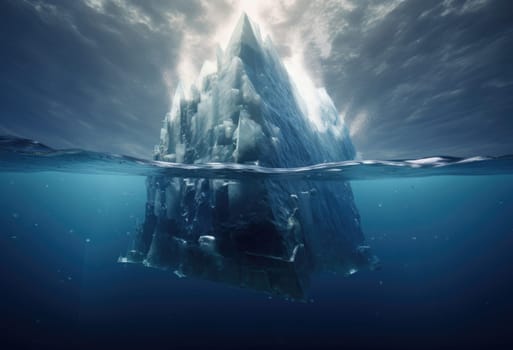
[225,13,263,61]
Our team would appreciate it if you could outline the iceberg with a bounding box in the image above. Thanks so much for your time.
[122,14,378,300]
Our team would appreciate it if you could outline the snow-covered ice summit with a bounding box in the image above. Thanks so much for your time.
[122,13,378,300]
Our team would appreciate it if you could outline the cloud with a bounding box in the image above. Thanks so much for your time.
[0,0,202,158]
[289,0,513,158]
[349,111,368,138]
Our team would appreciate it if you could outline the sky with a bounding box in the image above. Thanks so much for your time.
[0,0,512,160]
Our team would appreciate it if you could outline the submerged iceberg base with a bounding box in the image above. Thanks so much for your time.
[120,175,378,301]
[122,239,309,300]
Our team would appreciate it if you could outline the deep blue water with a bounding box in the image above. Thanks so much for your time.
[1,140,513,349]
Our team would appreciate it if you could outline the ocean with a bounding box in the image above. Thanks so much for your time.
[1,137,513,349]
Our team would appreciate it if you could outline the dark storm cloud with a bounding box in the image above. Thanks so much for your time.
[0,0,512,159]
[268,0,513,158]
[0,0,211,158]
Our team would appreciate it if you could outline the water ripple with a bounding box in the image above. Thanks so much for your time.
[1,136,512,180]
